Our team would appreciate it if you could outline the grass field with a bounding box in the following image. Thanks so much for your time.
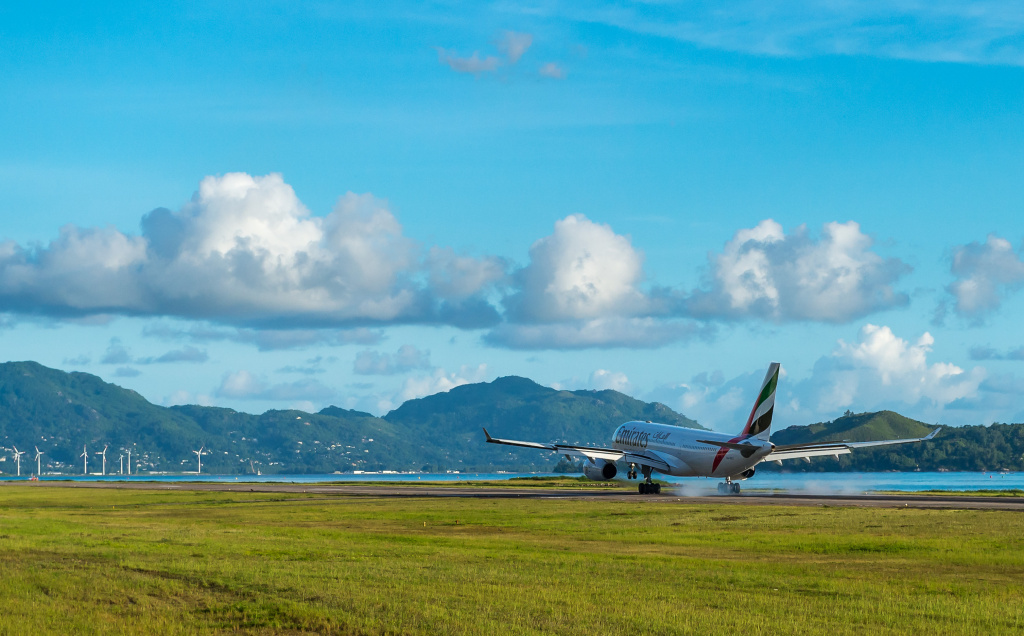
[0,486,1022,635]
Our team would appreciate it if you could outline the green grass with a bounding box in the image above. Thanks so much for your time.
[0,486,1022,634]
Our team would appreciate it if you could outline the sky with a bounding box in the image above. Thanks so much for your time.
[2,1,1024,432]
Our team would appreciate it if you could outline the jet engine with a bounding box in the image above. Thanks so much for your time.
[734,468,755,480]
[582,459,618,481]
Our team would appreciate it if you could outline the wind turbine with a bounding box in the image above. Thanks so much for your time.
[126,448,132,475]
[193,446,205,474]
[119,453,124,475]
[34,447,43,476]
[95,444,108,476]
[80,445,88,475]
[12,446,25,477]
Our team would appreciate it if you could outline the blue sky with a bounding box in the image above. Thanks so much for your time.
[3,1,1024,431]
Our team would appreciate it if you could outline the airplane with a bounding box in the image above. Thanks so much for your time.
[483,362,939,495]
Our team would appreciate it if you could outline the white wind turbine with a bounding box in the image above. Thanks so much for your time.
[193,446,205,474]
[95,444,108,476]
[80,445,88,474]
[126,448,132,475]
[12,446,25,477]
[34,447,43,476]
[119,453,124,475]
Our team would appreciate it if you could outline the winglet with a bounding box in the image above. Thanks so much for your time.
[924,428,940,441]
[482,427,492,441]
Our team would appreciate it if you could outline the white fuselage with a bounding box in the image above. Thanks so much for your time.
[611,421,774,479]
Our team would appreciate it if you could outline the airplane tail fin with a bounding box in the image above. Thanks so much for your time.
[742,362,780,440]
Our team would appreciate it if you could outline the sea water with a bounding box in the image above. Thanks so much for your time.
[4,471,1023,492]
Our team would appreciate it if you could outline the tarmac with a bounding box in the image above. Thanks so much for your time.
[8,480,1024,510]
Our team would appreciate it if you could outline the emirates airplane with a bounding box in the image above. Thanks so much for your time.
[484,362,938,495]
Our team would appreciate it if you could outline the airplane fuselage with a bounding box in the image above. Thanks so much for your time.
[612,421,774,479]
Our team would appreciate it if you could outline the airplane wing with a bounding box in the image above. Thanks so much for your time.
[763,428,940,464]
[482,428,672,473]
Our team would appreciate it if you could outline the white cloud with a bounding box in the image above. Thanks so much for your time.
[688,220,909,322]
[539,62,566,79]
[435,48,501,75]
[506,214,650,322]
[101,338,133,364]
[589,369,631,393]
[353,345,431,375]
[398,364,488,402]
[437,30,533,76]
[0,173,503,330]
[487,214,706,349]
[496,31,533,63]
[426,247,507,299]
[945,234,1024,320]
[215,369,335,402]
[805,324,986,414]
[164,390,213,407]
[648,326,993,431]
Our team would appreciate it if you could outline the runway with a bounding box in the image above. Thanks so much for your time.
[8,480,1024,510]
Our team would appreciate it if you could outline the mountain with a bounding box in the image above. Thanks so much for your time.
[763,411,1024,472]
[0,362,701,475]
[383,375,704,471]
[771,411,934,445]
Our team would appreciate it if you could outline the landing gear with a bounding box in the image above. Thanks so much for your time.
[627,463,637,480]
[717,479,741,495]
[636,465,661,495]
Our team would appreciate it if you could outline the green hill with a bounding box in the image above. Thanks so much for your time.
[771,410,934,445]
[0,362,702,475]
[383,375,704,471]
[765,411,1024,472]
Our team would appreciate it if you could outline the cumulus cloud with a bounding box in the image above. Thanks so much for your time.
[649,325,991,430]
[487,214,704,349]
[215,370,335,402]
[805,324,986,414]
[426,247,507,300]
[353,345,431,375]
[0,173,503,330]
[589,369,631,393]
[688,220,910,323]
[505,214,651,322]
[945,235,1024,321]
[539,62,566,79]
[646,369,758,433]
[398,364,488,402]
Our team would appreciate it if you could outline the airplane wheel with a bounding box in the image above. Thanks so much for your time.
[638,483,646,494]
[717,483,728,495]
[732,483,741,495]
[654,484,661,494]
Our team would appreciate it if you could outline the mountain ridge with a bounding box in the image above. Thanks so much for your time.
[2,361,1022,474]
[0,361,700,474]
